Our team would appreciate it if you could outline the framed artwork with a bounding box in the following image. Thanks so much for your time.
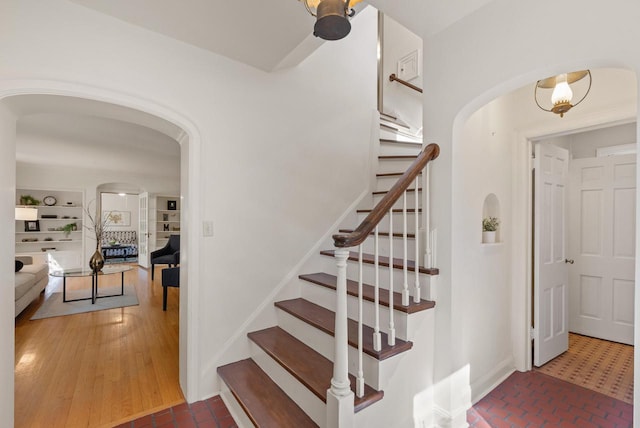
[24,220,40,232]
[167,200,177,210]
[103,210,131,227]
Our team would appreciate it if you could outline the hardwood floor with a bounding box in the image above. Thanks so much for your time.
[15,264,184,428]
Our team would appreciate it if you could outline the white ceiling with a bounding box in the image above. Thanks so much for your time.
[7,95,181,175]
[69,0,497,71]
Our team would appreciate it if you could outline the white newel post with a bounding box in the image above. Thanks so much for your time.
[327,248,355,428]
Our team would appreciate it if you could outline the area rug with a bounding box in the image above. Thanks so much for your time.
[535,332,634,404]
[31,284,139,320]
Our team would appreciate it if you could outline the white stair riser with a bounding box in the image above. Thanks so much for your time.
[379,126,422,143]
[377,159,418,174]
[372,193,420,210]
[318,255,433,294]
[300,279,411,341]
[218,384,254,428]
[276,309,383,390]
[359,235,417,260]
[375,176,421,192]
[378,142,422,156]
[249,342,326,427]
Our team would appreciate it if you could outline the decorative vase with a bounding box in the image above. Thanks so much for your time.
[89,247,104,273]
[482,231,497,244]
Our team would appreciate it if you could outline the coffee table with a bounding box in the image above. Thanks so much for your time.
[50,265,132,304]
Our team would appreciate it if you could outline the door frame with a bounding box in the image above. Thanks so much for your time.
[511,110,637,373]
[0,79,203,403]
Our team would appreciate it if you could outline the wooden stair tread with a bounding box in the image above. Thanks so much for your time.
[248,327,384,413]
[356,208,421,213]
[275,298,414,360]
[217,359,318,427]
[372,188,422,195]
[338,229,416,239]
[299,273,435,314]
[378,155,418,160]
[320,250,439,275]
[379,138,422,146]
[376,172,421,178]
[379,112,410,128]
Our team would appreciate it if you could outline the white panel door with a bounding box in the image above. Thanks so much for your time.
[138,192,150,268]
[534,143,569,366]
[568,154,636,345]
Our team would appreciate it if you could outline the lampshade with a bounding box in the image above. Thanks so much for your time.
[15,207,38,221]
[299,0,364,40]
[535,70,591,118]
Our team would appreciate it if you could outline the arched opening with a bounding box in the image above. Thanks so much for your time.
[1,83,203,424]
[450,66,638,404]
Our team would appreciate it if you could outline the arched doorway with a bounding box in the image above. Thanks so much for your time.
[1,81,204,424]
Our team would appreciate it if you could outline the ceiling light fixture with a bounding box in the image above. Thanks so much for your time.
[299,0,364,40]
[535,70,592,118]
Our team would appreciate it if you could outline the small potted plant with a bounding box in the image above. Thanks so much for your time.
[482,217,500,243]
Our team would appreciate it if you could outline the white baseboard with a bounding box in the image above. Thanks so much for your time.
[470,357,514,404]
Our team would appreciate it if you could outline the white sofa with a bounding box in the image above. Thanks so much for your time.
[15,256,49,317]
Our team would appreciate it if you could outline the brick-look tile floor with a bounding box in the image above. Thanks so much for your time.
[468,371,633,427]
[117,371,633,427]
[115,395,237,428]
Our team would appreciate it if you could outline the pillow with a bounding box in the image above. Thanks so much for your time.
[15,260,24,272]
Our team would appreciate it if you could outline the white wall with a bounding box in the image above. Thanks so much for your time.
[0,0,378,405]
[452,96,514,403]
[0,103,16,427]
[101,193,140,232]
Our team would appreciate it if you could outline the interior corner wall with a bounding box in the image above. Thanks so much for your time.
[0,102,16,427]
[1,0,378,403]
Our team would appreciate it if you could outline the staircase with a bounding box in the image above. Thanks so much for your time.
[217,113,439,427]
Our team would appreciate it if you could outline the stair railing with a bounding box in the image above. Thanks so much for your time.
[330,143,439,406]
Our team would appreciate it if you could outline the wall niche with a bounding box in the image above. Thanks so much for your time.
[482,193,500,244]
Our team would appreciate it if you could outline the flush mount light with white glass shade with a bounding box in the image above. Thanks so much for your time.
[535,70,592,117]
[298,0,364,40]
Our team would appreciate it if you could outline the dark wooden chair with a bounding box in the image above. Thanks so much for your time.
[150,234,180,280]
[161,266,179,311]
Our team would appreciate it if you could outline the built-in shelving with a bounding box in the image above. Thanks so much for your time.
[154,195,180,250]
[15,188,85,264]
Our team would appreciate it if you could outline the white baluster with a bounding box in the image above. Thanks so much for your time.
[330,248,352,399]
[356,245,364,398]
[373,226,381,352]
[402,190,409,306]
[388,208,396,346]
[414,176,421,303]
[425,163,432,268]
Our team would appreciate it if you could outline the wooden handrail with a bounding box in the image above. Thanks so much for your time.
[333,143,439,248]
[389,73,423,93]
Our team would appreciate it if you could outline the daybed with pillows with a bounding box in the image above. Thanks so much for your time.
[15,256,49,317]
